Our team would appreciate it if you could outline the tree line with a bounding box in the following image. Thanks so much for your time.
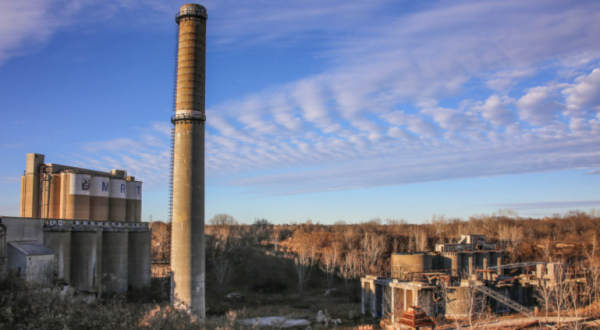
[150,209,600,299]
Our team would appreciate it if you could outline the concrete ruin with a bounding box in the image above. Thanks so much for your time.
[361,235,549,320]
[20,153,142,222]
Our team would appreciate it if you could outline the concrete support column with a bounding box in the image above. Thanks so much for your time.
[497,256,503,276]
[382,286,387,318]
[102,229,129,293]
[468,255,474,276]
[361,279,366,315]
[375,283,383,317]
[391,288,395,323]
[128,230,152,290]
[70,229,103,292]
[43,227,72,284]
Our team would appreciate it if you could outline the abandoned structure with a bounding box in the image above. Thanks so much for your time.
[361,235,551,320]
[170,3,207,317]
[20,153,142,222]
[391,234,503,279]
[0,154,151,294]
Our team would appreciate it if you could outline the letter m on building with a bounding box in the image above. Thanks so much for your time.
[102,181,109,192]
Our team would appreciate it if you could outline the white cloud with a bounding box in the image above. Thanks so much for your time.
[472,94,516,126]
[0,0,67,65]
[564,69,600,115]
[381,111,440,138]
[7,1,600,196]
[76,124,170,186]
[517,86,563,126]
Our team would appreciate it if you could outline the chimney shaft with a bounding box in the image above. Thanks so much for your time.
[170,3,207,318]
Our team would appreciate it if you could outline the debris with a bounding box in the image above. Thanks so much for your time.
[238,316,311,328]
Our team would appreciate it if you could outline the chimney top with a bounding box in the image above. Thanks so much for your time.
[176,3,207,23]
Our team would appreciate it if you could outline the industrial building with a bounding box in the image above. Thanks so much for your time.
[361,235,544,320]
[392,235,503,278]
[20,153,142,222]
[0,154,151,294]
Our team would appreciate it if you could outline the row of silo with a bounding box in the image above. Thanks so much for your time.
[42,223,151,293]
[391,251,506,278]
[42,173,142,222]
[441,251,504,275]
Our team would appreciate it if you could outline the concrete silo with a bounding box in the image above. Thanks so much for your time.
[90,176,110,221]
[125,178,142,222]
[60,173,91,220]
[102,228,129,293]
[109,178,127,222]
[70,228,102,292]
[43,226,72,284]
[128,230,152,290]
[391,253,430,276]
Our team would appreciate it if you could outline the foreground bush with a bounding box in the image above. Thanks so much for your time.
[0,273,208,330]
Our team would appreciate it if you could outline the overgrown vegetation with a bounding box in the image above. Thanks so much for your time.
[153,209,600,300]
[4,209,599,328]
[0,271,208,330]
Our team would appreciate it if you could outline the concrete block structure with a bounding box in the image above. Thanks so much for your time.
[7,241,54,286]
[19,153,142,223]
[362,235,539,320]
[0,217,151,293]
[0,153,151,294]
[392,235,504,279]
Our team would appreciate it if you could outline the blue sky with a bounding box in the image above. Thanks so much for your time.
[1,0,599,224]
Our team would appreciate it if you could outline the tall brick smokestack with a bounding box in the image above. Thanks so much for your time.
[170,3,207,318]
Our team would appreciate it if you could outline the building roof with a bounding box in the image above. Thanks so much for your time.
[8,241,54,256]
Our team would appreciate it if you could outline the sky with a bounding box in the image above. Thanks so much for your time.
[0,0,599,224]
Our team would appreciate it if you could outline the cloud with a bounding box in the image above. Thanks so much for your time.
[587,170,600,175]
[193,0,600,194]
[75,124,171,187]
[471,94,516,127]
[8,1,600,197]
[0,1,66,65]
[491,200,600,210]
[563,68,600,115]
[516,86,564,126]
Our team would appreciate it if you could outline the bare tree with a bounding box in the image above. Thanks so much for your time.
[564,278,584,330]
[338,249,360,302]
[534,277,553,324]
[551,263,568,328]
[212,250,232,292]
[320,244,340,295]
[416,228,429,252]
[361,234,386,275]
[430,214,447,245]
[207,214,239,293]
[293,235,318,297]
[497,223,523,263]
[386,218,407,253]
[539,235,554,262]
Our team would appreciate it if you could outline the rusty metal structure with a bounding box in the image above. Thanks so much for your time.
[169,3,207,318]
[397,306,435,330]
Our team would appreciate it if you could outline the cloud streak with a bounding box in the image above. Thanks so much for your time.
[8,1,600,197]
[491,200,600,211]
